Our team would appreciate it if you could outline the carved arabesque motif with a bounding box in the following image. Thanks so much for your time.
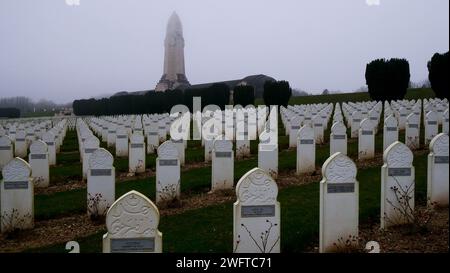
[106,191,159,238]
[323,153,356,183]
[236,168,278,205]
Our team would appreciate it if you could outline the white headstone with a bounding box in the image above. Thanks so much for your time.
[156,141,180,204]
[358,118,375,160]
[313,115,325,144]
[14,130,27,158]
[87,148,115,218]
[319,153,358,253]
[330,121,347,156]
[381,141,414,229]
[427,133,449,206]
[211,137,234,192]
[129,133,146,174]
[289,117,301,148]
[258,131,278,178]
[443,109,449,135]
[405,113,420,150]
[28,140,49,188]
[296,125,316,174]
[425,111,438,145]
[115,128,128,157]
[1,158,34,232]
[82,137,100,180]
[383,115,398,152]
[0,135,13,171]
[42,131,56,166]
[233,168,280,253]
[103,190,162,253]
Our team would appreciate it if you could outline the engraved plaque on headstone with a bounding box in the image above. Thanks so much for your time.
[215,151,232,158]
[291,126,300,130]
[130,143,144,148]
[4,181,29,190]
[0,146,11,150]
[314,123,323,127]
[91,169,112,176]
[362,130,373,135]
[110,238,155,253]
[85,148,97,154]
[333,135,346,140]
[386,127,397,131]
[435,156,449,164]
[172,139,183,143]
[428,121,437,125]
[408,124,419,129]
[241,205,276,218]
[300,139,314,145]
[327,183,355,193]
[159,159,178,166]
[158,126,166,129]
[149,132,158,136]
[370,117,378,120]
[353,119,361,123]
[116,135,127,139]
[16,138,25,142]
[30,154,46,160]
[45,142,54,146]
[388,168,411,176]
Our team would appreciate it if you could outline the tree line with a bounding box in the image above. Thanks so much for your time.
[73,80,293,116]
[0,108,20,118]
[365,51,448,101]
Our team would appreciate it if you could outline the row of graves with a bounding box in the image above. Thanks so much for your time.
[0,97,448,252]
[0,118,69,232]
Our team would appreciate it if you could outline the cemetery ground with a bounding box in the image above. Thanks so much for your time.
[0,94,448,253]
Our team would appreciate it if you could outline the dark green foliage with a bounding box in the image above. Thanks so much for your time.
[0,107,20,118]
[263,80,292,107]
[73,84,230,116]
[365,58,410,101]
[428,52,449,99]
[233,85,255,106]
[165,89,184,112]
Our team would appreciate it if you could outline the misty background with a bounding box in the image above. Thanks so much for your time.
[0,0,448,105]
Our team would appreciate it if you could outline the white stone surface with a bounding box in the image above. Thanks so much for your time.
[14,131,27,158]
[381,141,415,229]
[211,137,234,192]
[258,131,278,179]
[156,141,180,204]
[28,140,49,188]
[82,137,100,180]
[115,128,128,157]
[427,133,449,206]
[296,125,316,174]
[129,133,146,174]
[383,115,398,152]
[330,121,347,156]
[0,135,13,171]
[42,131,56,166]
[233,168,280,253]
[103,190,162,253]
[425,111,438,145]
[405,113,420,150]
[1,157,34,232]
[87,148,115,218]
[358,118,375,160]
[319,153,358,253]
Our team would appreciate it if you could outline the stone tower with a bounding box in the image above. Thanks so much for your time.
[155,12,190,92]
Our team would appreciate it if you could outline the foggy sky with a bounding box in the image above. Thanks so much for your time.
[0,0,448,104]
